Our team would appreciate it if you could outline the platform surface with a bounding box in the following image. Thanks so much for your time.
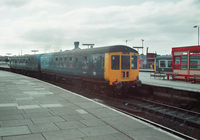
[139,72,200,93]
[0,70,183,140]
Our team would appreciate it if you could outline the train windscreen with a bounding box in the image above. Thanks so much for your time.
[121,56,130,70]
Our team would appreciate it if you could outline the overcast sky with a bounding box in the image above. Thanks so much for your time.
[0,0,199,56]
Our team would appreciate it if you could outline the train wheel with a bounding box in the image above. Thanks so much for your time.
[114,82,123,96]
[114,86,122,96]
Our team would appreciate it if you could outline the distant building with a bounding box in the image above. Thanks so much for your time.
[139,53,157,68]
[147,53,157,68]
[172,45,200,77]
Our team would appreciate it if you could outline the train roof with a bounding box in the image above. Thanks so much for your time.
[10,45,138,59]
[11,54,43,59]
[44,45,138,56]
[156,55,172,59]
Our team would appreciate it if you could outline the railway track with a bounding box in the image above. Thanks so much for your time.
[1,67,199,139]
[100,96,200,139]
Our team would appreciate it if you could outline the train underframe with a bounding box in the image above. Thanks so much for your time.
[10,68,141,96]
[112,80,142,95]
[41,71,142,96]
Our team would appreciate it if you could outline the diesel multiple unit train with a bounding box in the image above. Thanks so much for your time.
[10,42,141,95]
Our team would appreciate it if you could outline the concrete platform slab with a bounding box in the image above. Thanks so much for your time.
[31,116,65,124]
[55,120,86,130]
[79,125,119,137]
[43,129,86,140]
[0,119,33,127]
[0,71,183,140]
[2,134,46,140]
[80,118,107,127]
[82,133,132,140]
[139,72,200,92]
[0,126,30,137]
[28,123,60,133]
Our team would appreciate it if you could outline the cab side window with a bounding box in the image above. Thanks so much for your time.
[131,55,137,69]
[111,55,120,70]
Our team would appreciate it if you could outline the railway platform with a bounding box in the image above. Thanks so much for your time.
[0,70,183,140]
[139,72,200,93]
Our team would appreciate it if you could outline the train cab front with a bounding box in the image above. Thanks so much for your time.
[104,50,142,95]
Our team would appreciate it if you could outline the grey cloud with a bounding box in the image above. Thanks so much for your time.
[0,0,30,7]
[22,28,68,45]
[0,0,200,56]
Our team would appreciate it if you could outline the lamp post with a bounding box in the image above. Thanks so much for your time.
[141,39,144,54]
[193,25,199,46]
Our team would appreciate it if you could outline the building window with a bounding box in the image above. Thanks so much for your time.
[174,52,187,55]
[190,55,200,69]
[175,57,180,64]
[181,56,187,69]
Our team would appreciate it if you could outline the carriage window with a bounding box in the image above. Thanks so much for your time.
[131,55,137,69]
[92,56,97,69]
[160,61,166,68]
[168,61,172,67]
[100,56,104,69]
[64,57,67,68]
[111,55,120,70]
[75,58,78,68]
[121,55,130,70]
[82,56,88,69]
[59,57,62,67]
[46,58,49,67]
[23,59,25,65]
[68,56,73,68]
[59,57,64,67]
